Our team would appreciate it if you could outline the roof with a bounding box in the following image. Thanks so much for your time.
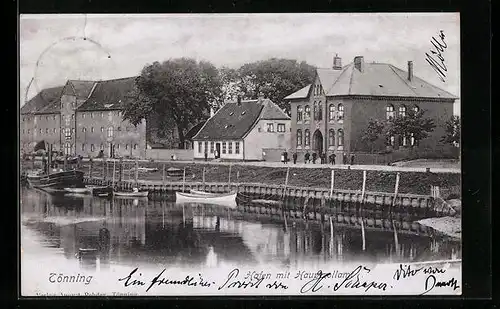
[185,121,206,140]
[21,86,64,114]
[193,98,288,140]
[284,61,457,100]
[68,80,96,99]
[77,77,137,111]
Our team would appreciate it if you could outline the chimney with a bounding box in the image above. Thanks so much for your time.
[354,56,364,72]
[407,61,414,82]
[333,53,342,70]
[237,95,241,106]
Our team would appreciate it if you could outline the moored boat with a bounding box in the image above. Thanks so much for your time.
[114,188,149,198]
[64,187,91,194]
[176,191,237,208]
[87,186,114,197]
[27,170,85,192]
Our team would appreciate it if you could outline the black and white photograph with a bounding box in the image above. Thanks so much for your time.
[19,13,461,296]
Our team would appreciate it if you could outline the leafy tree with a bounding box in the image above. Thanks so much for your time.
[123,58,222,149]
[441,115,460,146]
[385,109,436,146]
[361,119,385,152]
[237,58,316,112]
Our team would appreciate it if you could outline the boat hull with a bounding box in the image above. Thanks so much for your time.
[114,191,149,198]
[176,192,237,208]
[28,170,84,192]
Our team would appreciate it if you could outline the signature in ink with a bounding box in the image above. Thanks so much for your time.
[425,30,448,82]
[422,275,460,295]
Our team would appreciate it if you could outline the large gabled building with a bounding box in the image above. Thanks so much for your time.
[192,97,291,161]
[20,77,147,158]
[283,55,458,159]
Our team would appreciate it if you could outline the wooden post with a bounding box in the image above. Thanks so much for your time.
[329,169,335,197]
[360,216,366,251]
[102,158,106,180]
[282,166,290,199]
[202,167,206,184]
[162,164,165,186]
[89,159,93,179]
[329,215,334,240]
[48,144,52,175]
[134,159,138,185]
[361,170,367,202]
[182,167,186,192]
[392,172,400,206]
[228,164,232,186]
[392,220,399,257]
[119,158,123,183]
[112,159,116,187]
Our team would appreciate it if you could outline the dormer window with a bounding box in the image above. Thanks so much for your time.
[241,111,246,115]
[266,123,274,132]
[229,112,234,116]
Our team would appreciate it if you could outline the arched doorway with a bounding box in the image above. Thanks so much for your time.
[313,130,323,155]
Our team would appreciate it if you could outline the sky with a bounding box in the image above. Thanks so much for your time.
[19,13,460,114]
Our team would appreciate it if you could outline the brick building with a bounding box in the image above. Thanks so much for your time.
[192,97,291,161]
[21,77,147,158]
[283,55,458,160]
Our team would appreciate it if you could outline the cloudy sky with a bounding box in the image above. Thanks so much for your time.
[20,13,460,114]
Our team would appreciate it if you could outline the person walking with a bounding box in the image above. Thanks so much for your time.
[312,152,317,164]
[304,152,310,164]
[350,153,355,165]
[292,152,297,164]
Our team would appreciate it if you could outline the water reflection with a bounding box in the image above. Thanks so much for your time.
[21,188,461,270]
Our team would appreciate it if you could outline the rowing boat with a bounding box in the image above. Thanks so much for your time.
[64,187,91,194]
[176,191,237,208]
[113,191,149,198]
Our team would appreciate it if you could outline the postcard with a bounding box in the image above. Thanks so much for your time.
[19,13,461,296]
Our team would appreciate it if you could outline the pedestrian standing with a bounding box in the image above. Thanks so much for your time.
[312,152,317,164]
[350,153,355,165]
[204,151,208,161]
[284,151,289,164]
[331,153,336,165]
[292,152,297,164]
[305,152,310,164]
[342,152,347,165]
[281,152,285,164]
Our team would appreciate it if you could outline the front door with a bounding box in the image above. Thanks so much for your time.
[215,143,221,158]
[313,130,324,155]
[109,143,113,158]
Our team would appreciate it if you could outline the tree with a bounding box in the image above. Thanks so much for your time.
[123,58,222,149]
[361,119,385,153]
[386,109,436,146]
[441,115,460,146]
[237,58,316,112]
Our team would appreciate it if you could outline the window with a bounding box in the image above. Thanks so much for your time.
[39,128,42,134]
[27,129,30,134]
[198,141,202,153]
[228,142,233,154]
[100,144,104,150]
[45,116,48,121]
[210,141,214,153]
[133,144,137,150]
[277,123,285,132]
[222,142,227,154]
[304,105,311,121]
[22,129,25,134]
[297,106,303,121]
[71,128,75,134]
[82,143,86,151]
[82,113,85,119]
[53,115,56,121]
[117,127,121,131]
[318,102,322,120]
[235,142,240,154]
[118,111,122,117]
[71,114,74,120]
[107,127,114,138]
[65,128,71,139]
[296,130,302,146]
[267,123,274,132]
[204,141,208,153]
[338,129,344,146]
[304,129,310,146]
[337,104,344,120]
[117,144,120,150]
[45,128,49,134]
[329,129,335,147]
[53,128,56,133]
[90,112,94,118]
[89,127,94,133]
[413,105,420,114]
[100,127,104,132]
[101,112,104,118]
[313,102,318,120]
[82,127,86,133]
[386,104,395,120]
[388,135,395,146]
[399,105,407,117]
[91,144,95,152]
[125,144,128,150]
